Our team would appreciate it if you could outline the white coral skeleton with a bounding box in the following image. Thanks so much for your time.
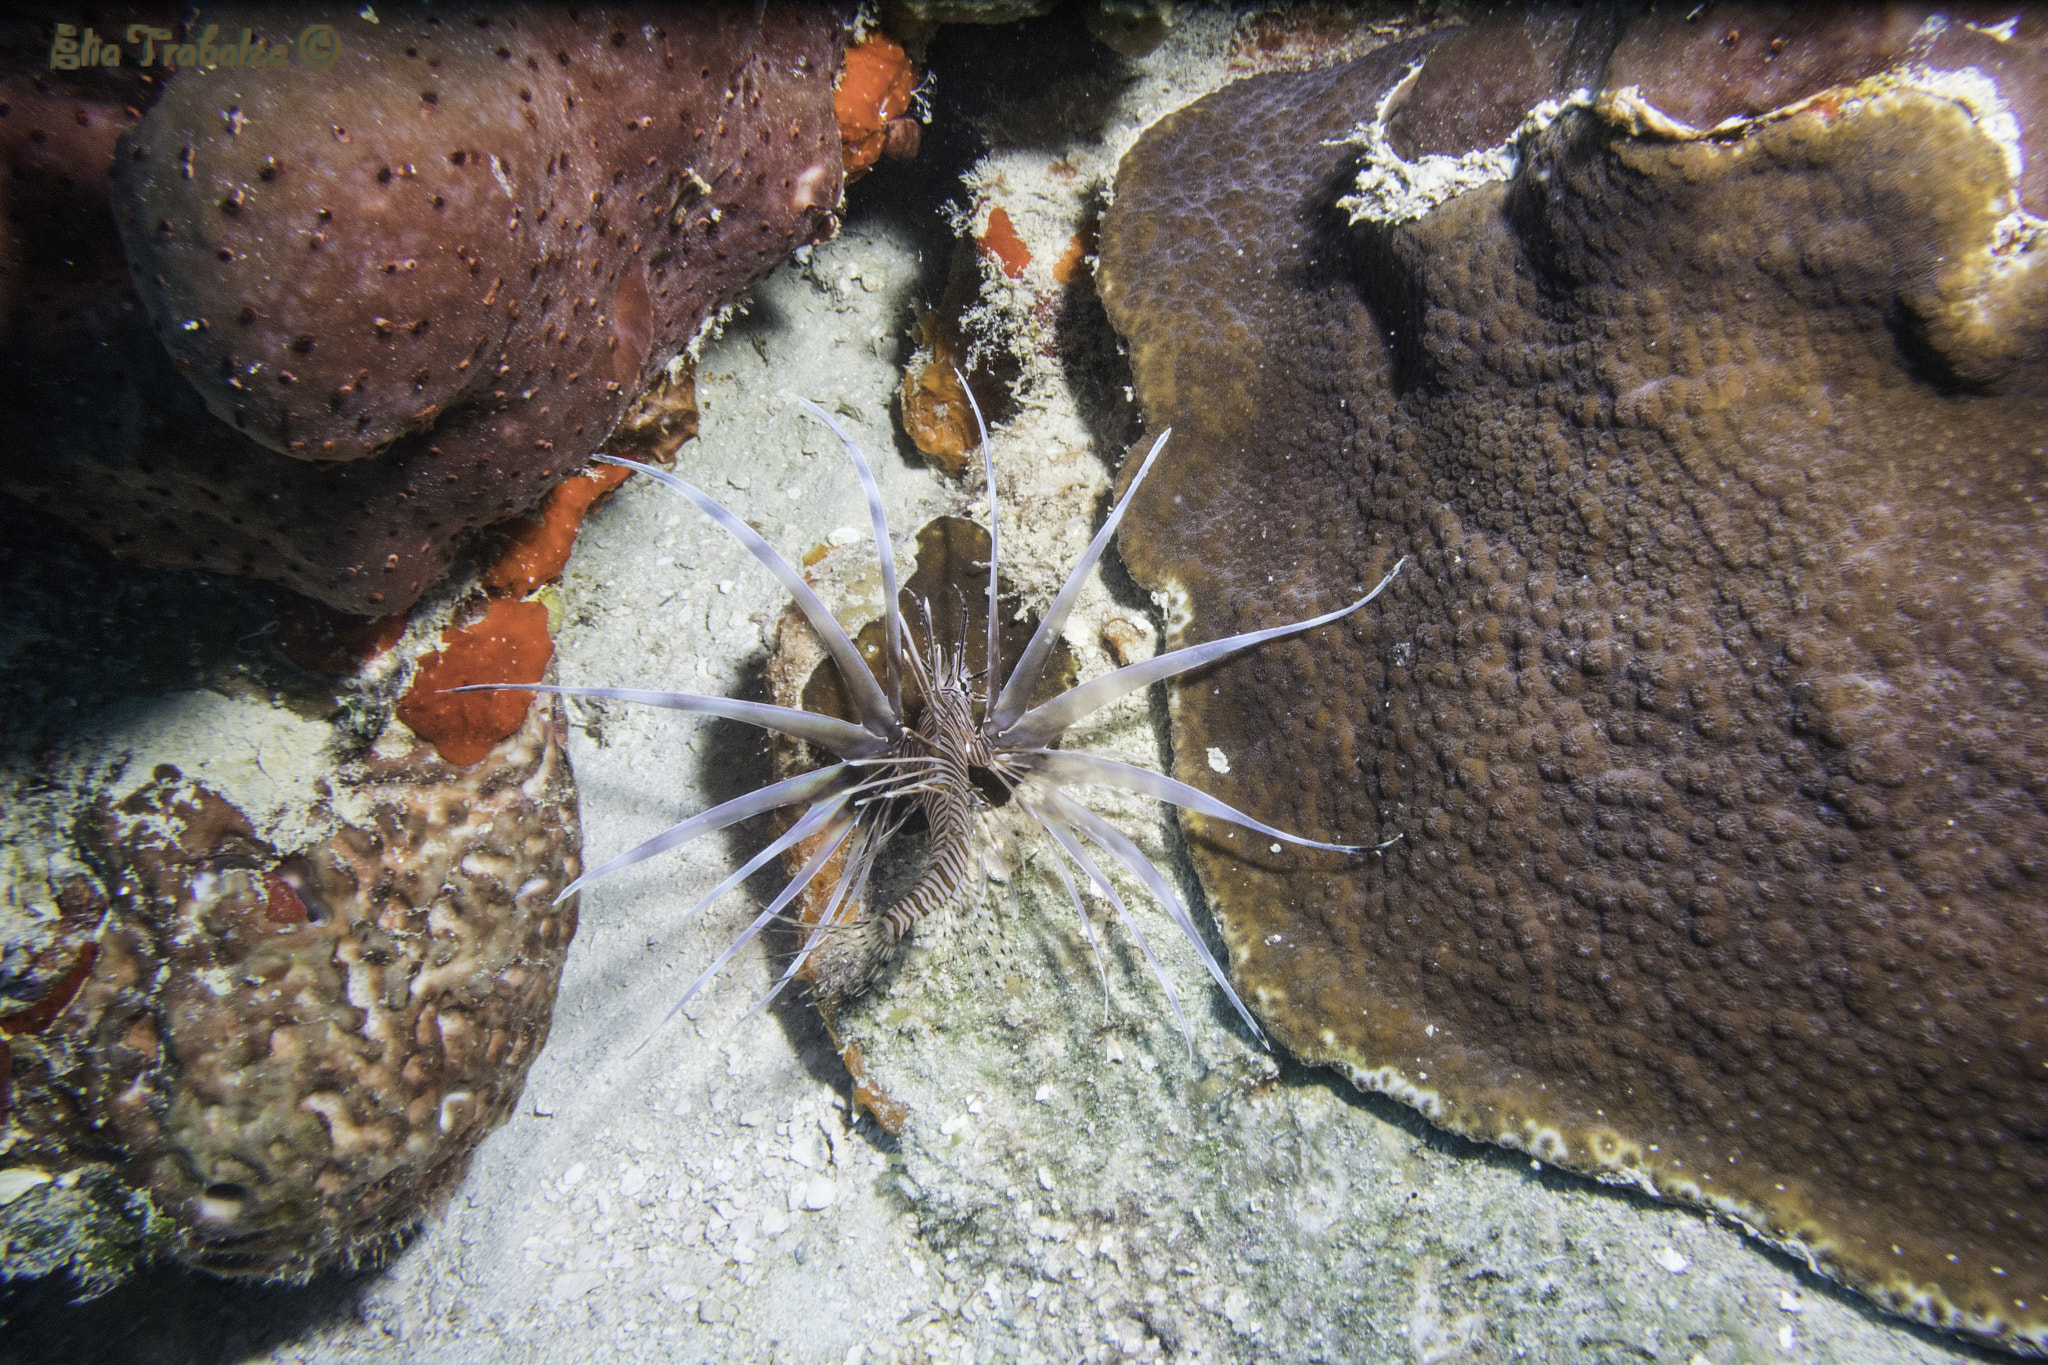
[461,396,1402,1053]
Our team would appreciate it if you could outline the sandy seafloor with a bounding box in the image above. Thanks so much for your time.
[1,10,2020,1365]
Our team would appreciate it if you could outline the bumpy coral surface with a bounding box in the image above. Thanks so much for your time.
[1099,8,2048,1354]
[3,5,846,614]
[2,698,580,1283]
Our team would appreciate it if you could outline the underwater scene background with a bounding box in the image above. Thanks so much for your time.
[3,5,2044,1363]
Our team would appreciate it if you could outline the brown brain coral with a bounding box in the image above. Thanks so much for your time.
[1100,9,2048,1355]
[2,697,579,1282]
[2,4,846,615]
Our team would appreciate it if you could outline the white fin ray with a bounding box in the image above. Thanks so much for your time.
[998,558,1406,749]
[1048,788,1265,1045]
[1017,749,1385,852]
[677,788,856,927]
[784,394,905,719]
[959,373,1003,705]
[558,763,853,904]
[635,809,856,1052]
[743,816,883,1023]
[987,430,1173,732]
[598,454,901,740]
[447,683,885,758]
[1040,837,1112,1018]
[1026,794,1194,1053]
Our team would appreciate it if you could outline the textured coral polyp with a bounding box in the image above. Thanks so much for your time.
[4,5,849,615]
[5,701,580,1283]
[398,599,555,766]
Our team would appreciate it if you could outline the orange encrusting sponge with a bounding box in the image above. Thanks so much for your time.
[836,33,916,179]
[396,599,555,766]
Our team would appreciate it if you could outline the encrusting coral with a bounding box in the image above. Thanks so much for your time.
[396,597,555,766]
[1098,5,2048,1353]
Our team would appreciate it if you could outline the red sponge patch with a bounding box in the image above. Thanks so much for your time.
[397,599,554,766]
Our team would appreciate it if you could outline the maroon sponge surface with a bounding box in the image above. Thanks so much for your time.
[3,4,845,614]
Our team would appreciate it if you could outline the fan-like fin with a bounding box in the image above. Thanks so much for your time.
[784,394,905,719]
[598,455,901,741]
[1027,796,1193,1050]
[446,683,885,758]
[635,810,857,1051]
[557,763,853,904]
[1017,750,1385,852]
[998,557,1406,749]
[1049,789,1266,1044]
[987,430,1173,732]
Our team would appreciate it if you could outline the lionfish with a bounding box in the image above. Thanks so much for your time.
[462,396,1401,1052]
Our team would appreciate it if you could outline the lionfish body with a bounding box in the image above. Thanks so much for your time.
[802,631,996,1001]
[459,395,1403,1051]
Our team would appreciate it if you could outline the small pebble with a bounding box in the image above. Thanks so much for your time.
[1037,1167,1055,1192]
[1653,1246,1689,1274]
[802,1175,838,1210]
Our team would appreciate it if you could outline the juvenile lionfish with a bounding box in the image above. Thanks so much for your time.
[462,396,1401,1051]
